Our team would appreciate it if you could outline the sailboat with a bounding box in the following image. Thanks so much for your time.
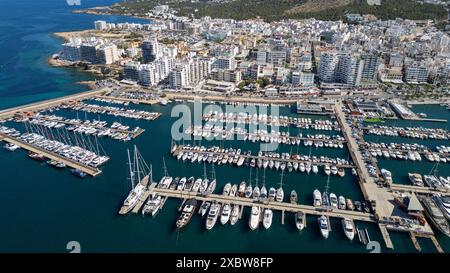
[260,169,268,199]
[252,168,260,199]
[119,146,151,215]
[276,171,284,202]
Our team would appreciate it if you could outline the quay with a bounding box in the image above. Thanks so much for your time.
[172,146,355,169]
[67,103,162,121]
[133,183,376,223]
[95,95,161,105]
[0,88,107,120]
[0,132,102,176]
[390,183,450,195]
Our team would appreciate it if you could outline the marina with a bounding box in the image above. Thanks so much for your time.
[1,90,450,252]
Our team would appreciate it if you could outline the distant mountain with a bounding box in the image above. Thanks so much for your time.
[111,0,448,22]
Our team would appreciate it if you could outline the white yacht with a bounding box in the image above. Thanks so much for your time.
[276,187,284,202]
[229,184,238,197]
[330,193,338,209]
[434,195,450,221]
[206,202,221,230]
[230,205,240,225]
[223,183,232,195]
[313,189,322,207]
[342,218,355,240]
[295,211,305,230]
[262,209,273,229]
[324,164,331,176]
[220,203,231,225]
[249,206,261,230]
[318,215,330,239]
[268,187,276,200]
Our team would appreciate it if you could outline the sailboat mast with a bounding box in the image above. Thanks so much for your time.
[127,148,135,189]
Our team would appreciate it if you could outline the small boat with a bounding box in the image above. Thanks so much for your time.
[342,218,355,240]
[229,184,237,197]
[47,160,66,169]
[290,190,298,204]
[361,201,371,213]
[177,177,187,191]
[249,206,261,230]
[351,168,357,176]
[337,168,345,177]
[381,169,393,183]
[295,211,305,230]
[28,152,46,161]
[276,187,284,202]
[220,203,232,225]
[331,165,338,175]
[245,184,253,198]
[268,187,276,200]
[184,177,194,191]
[206,179,216,194]
[191,178,202,192]
[318,215,330,239]
[3,143,20,151]
[222,183,231,195]
[313,189,322,207]
[346,198,354,211]
[408,173,424,187]
[252,186,260,199]
[330,193,338,209]
[230,205,240,225]
[262,209,273,229]
[71,168,87,178]
[238,181,246,197]
[354,201,362,212]
[338,196,346,210]
[260,185,267,199]
[206,202,221,230]
[324,164,331,176]
[199,202,210,217]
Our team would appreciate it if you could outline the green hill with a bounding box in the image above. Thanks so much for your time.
[112,0,448,22]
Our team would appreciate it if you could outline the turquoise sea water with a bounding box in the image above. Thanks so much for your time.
[0,0,449,253]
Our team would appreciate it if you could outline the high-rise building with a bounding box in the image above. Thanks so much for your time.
[212,57,236,70]
[210,69,242,83]
[138,64,156,86]
[291,71,315,87]
[141,38,160,63]
[404,61,429,83]
[97,44,119,64]
[123,62,140,82]
[169,65,189,89]
[319,52,340,83]
[61,43,81,62]
[79,43,100,64]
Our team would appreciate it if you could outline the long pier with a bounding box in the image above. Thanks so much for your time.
[188,127,346,144]
[95,95,161,105]
[390,183,450,195]
[134,183,375,222]
[172,146,355,169]
[0,88,107,120]
[0,132,102,176]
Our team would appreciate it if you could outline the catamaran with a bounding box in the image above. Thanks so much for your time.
[142,193,162,216]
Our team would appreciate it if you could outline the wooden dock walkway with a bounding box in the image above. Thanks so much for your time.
[390,183,450,195]
[142,184,375,222]
[0,133,102,176]
[379,224,395,250]
[202,117,341,130]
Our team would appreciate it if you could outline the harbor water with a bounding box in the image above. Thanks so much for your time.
[0,0,449,253]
